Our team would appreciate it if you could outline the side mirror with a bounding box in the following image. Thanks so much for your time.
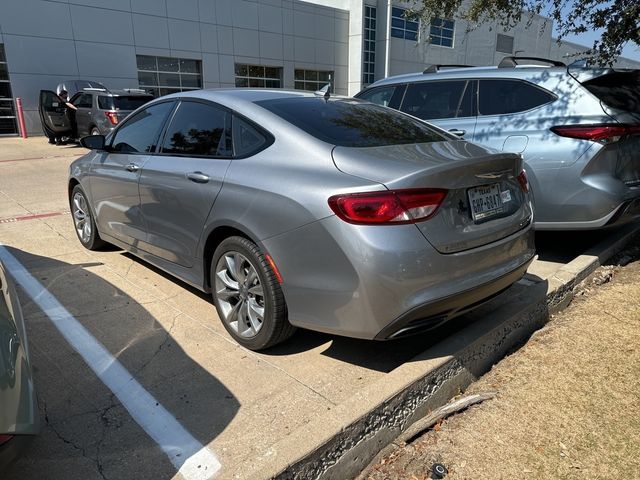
[80,135,106,150]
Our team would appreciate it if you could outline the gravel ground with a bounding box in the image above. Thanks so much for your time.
[358,240,640,480]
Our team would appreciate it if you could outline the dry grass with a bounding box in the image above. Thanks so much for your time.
[362,258,640,480]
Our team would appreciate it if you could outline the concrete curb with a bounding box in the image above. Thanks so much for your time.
[242,223,639,480]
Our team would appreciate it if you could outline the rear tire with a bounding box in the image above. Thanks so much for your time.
[70,185,106,250]
[211,236,295,350]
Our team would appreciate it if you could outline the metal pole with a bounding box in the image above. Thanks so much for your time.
[15,97,28,139]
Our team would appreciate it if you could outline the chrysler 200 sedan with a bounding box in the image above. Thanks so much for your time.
[64,89,535,350]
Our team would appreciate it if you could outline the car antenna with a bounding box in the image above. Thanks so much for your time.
[314,83,331,100]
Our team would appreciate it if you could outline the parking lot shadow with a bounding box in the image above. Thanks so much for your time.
[4,247,239,480]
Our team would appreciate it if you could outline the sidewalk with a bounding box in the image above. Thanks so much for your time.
[359,240,640,480]
[0,137,83,162]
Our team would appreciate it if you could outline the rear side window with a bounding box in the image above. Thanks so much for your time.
[111,101,174,153]
[233,117,270,157]
[99,96,153,110]
[161,101,232,157]
[256,97,446,147]
[400,81,472,120]
[478,79,555,115]
[73,93,93,109]
[583,71,640,115]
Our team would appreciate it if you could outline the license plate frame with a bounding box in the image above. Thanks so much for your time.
[468,183,504,221]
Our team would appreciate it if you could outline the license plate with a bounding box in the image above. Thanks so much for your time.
[468,183,504,221]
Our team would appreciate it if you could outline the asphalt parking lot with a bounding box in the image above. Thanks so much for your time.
[0,137,632,480]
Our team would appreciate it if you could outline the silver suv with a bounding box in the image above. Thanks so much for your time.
[356,56,640,230]
[69,87,154,137]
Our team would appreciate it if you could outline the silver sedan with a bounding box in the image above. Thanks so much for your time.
[69,89,535,350]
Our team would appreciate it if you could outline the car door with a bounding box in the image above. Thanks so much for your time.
[89,100,176,247]
[137,99,233,267]
[71,92,93,137]
[398,80,477,138]
[38,90,72,138]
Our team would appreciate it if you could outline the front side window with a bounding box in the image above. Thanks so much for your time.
[400,81,471,120]
[294,70,333,92]
[356,85,398,108]
[161,101,232,157]
[235,64,282,88]
[137,55,202,98]
[111,101,175,153]
[256,98,447,148]
[478,80,556,116]
[430,18,454,47]
[390,7,419,41]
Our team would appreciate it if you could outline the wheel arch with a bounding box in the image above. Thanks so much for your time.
[202,225,257,291]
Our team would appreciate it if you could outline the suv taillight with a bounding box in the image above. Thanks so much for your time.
[550,124,640,143]
[328,189,447,225]
[104,111,119,126]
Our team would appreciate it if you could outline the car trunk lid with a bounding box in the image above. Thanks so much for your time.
[332,141,532,253]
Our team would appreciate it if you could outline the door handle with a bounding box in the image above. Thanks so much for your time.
[186,171,210,183]
[448,129,466,137]
[125,163,140,172]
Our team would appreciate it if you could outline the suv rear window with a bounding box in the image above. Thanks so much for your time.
[98,95,153,111]
[255,97,446,147]
[478,79,556,115]
[582,70,640,115]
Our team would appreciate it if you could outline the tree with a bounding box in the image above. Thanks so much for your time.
[408,0,640,66]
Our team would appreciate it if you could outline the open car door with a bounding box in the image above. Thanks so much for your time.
[38,90,72,139]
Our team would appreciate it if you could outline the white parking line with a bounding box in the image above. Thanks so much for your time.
[0,246,221,480]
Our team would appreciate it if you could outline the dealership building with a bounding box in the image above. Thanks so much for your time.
[1,0,639,135]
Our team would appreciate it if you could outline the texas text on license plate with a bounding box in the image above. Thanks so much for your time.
[468,183,504,221]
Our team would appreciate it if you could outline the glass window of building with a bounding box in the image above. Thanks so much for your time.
[0,44,17,135]
[390,7,419,41]
[137,55,202,97]
[496,34,514,54]
[294,70,333,92]
[363,5,377,86]
[430,18,455,47]
[235,64,282,88]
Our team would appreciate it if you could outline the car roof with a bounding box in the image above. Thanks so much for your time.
[367,65,571,88]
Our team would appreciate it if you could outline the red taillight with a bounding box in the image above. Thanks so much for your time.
[550,124,640,143]
[328,188,447,225]
[104,111,119,126]
[517,170,529,193]
[0,434,14,446]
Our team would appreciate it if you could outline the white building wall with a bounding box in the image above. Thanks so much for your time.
[0,0,350,135]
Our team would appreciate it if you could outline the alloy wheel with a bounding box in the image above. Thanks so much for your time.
[72,192,92,244]
[215,251,265,338]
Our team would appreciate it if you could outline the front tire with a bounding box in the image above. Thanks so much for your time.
[211,236,295,350]
[70,185,105,250]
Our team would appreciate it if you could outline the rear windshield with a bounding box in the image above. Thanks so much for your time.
[583,71,640,114]
[98,95,153,111]
[255,97,447,147]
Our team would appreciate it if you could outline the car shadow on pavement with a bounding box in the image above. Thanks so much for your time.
[4,247,239,480]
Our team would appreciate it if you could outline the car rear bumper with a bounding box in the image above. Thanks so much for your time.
[374,257,532,339]
[262,215,535,340]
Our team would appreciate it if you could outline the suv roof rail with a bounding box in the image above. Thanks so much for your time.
[120,88,148,94]
[498,56,566,68]
[423,64,475,74]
